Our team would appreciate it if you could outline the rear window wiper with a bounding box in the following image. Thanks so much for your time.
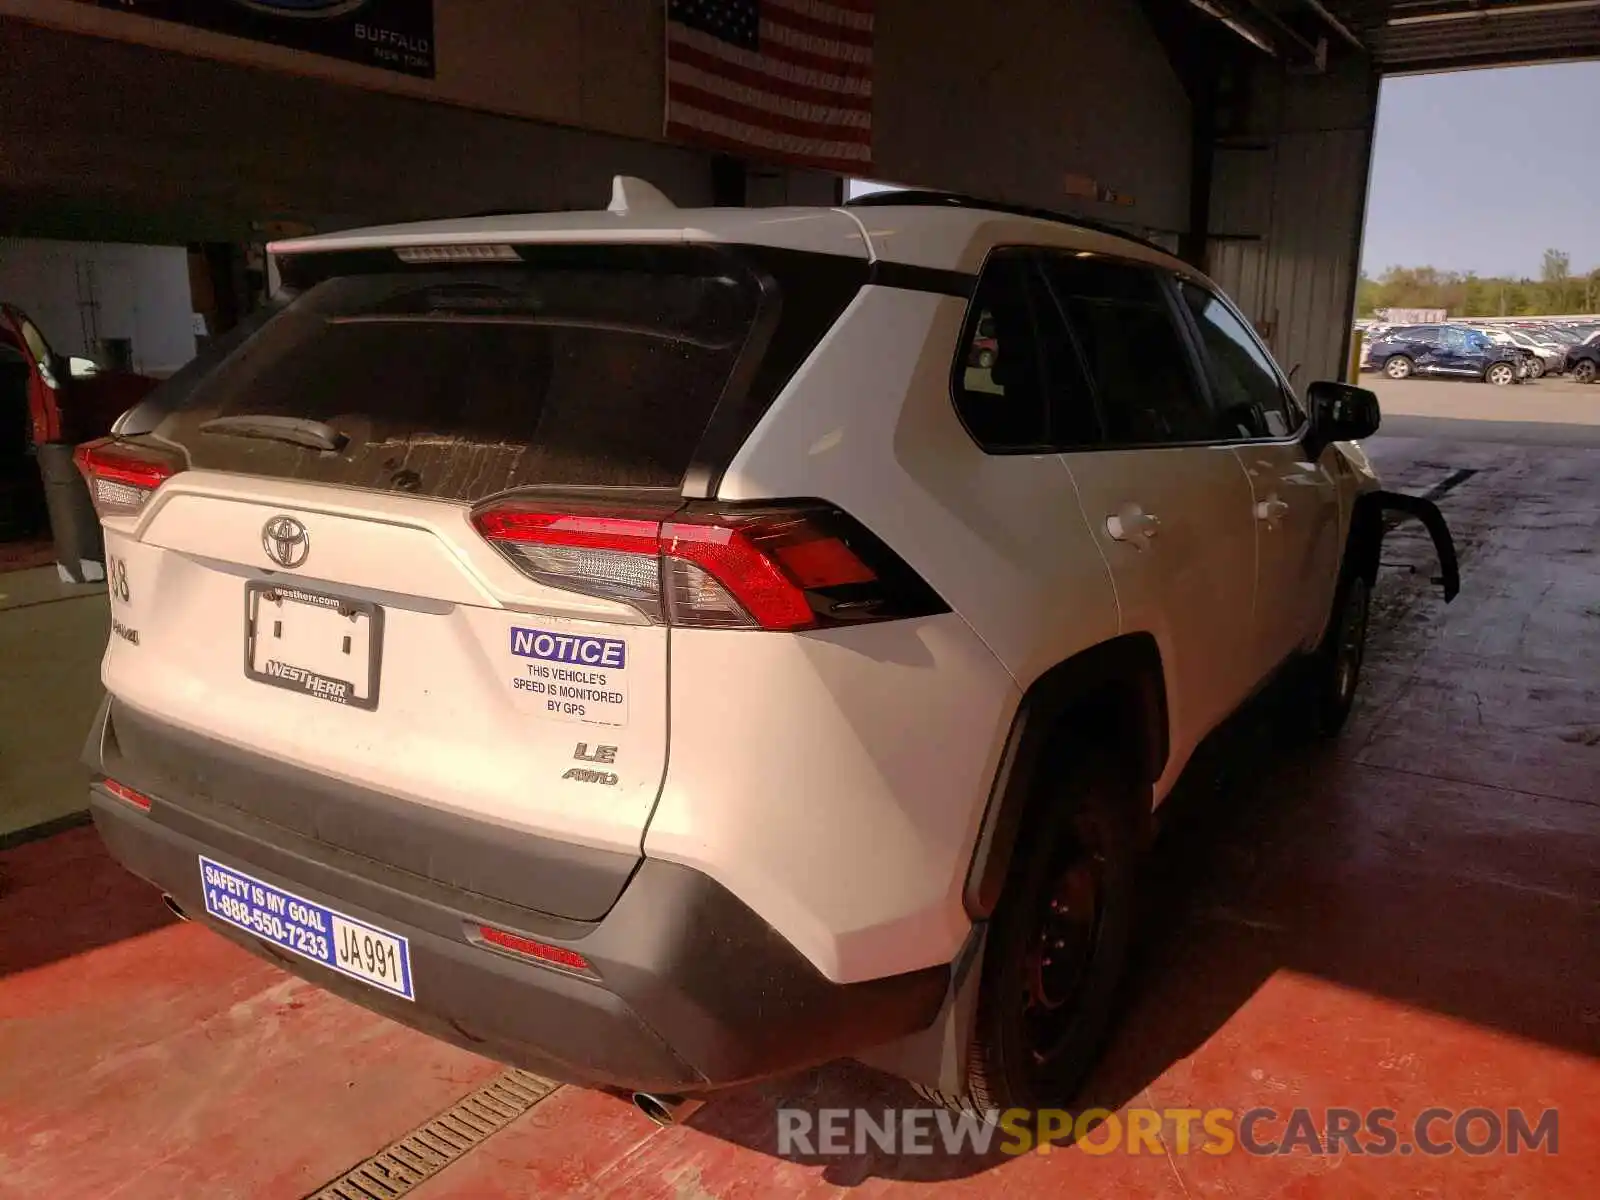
[199,415,348,453]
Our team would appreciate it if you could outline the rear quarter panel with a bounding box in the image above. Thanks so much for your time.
[651,284,1121,983]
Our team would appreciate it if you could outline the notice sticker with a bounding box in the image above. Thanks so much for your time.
[509,626,629,727]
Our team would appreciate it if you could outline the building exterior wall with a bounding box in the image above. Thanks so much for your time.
[1205,57,1380,389]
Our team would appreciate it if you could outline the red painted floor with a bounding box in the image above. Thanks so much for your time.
[0,829,504,1197]
[1,434,1596,1198]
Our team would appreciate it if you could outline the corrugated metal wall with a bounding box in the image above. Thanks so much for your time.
[1205,58,1380,390]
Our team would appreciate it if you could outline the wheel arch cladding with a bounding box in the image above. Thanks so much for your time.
[962,634,1166,921]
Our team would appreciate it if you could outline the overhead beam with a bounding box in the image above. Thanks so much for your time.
[1186,0,1284,55]
[1382,0,1600,23]
[1298,0,1367,49]
[1238,0,1329,56]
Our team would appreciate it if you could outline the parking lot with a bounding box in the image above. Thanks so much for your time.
[2,385,1596,1197]
[1370,372,1600,434]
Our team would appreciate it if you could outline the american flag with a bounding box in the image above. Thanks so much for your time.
[665,0,874,175]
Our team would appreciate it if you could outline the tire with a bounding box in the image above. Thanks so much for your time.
[1383,356,1413,380]
[1308,571,1371,737]
[1485,362,1516,387]
[920,741,1143,1115]
[1573,359,1598,385]
[1526,357,1544,379]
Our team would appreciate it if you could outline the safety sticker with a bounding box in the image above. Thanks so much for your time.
[509,627,628,727]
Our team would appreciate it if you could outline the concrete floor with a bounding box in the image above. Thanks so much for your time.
[0,426,1595,1197]
[1369,372,1600,426]
[1370,374,1600,449]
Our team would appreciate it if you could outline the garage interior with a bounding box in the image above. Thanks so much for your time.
[1,0,1597,1195]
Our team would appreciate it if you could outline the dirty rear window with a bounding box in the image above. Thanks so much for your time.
[158,251,770,499]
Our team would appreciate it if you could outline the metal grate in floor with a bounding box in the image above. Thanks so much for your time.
[305,1069,559,1199]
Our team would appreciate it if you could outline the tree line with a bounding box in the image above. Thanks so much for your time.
[1358,249,1600,318]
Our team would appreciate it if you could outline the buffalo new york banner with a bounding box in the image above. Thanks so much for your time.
[82,1,434,78]
[665,0,873,174]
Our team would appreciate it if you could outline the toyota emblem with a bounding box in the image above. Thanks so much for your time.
[262,516,310,569]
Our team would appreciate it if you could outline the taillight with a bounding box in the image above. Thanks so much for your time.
[472,499,946,632]
[73,439,183,518]
[102,778,153,812]
[474,508,670,620]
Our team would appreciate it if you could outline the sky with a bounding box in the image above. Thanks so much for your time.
[1362,61,1600,280]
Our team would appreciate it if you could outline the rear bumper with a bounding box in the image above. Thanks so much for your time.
[85,704,947,1093]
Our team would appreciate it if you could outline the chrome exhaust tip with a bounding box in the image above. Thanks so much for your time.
[161,894,190,921]
[632,1092,705,1127]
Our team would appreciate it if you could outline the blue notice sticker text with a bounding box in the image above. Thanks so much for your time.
[511,627,627,670]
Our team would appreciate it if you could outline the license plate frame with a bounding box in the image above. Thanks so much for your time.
[198,855,415,1000]
[244,582,384,710]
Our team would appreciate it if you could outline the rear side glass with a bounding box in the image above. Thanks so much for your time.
[1039,257,1215,446]
[952,253,1051,451]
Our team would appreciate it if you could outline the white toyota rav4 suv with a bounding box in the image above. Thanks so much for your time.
[78,181,1448,1118]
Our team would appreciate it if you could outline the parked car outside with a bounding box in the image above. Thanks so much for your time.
[1364,324,1525,386]
[1468,325,1553,379]
[1535,326,1583,347]
[1502,328,1566,376]
[1565,334,1600,383]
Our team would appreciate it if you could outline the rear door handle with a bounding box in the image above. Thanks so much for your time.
[1106,504,1160,544]
[1255,496,1290,523]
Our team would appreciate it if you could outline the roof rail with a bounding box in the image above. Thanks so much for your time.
[844,189,1171,258]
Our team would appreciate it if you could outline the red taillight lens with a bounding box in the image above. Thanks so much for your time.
[74,439,182,518]
[474,925,592,973]
[102,778,153,812]
[663,517,871,631]
[472,499,946,632]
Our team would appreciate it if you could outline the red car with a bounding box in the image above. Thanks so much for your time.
[2,304,160,537]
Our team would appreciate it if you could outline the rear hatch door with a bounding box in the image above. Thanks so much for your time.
[93,244,804,920]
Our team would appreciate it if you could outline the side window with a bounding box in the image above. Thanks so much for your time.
[953,251,1105,453]
[1442,327,1468,352]
[952,253,1050,451]
[1039,256,1215,446]
[1179,282,1300,439]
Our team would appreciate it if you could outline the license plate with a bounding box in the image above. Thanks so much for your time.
[245,583,383,709]
[199,856,414,1000]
